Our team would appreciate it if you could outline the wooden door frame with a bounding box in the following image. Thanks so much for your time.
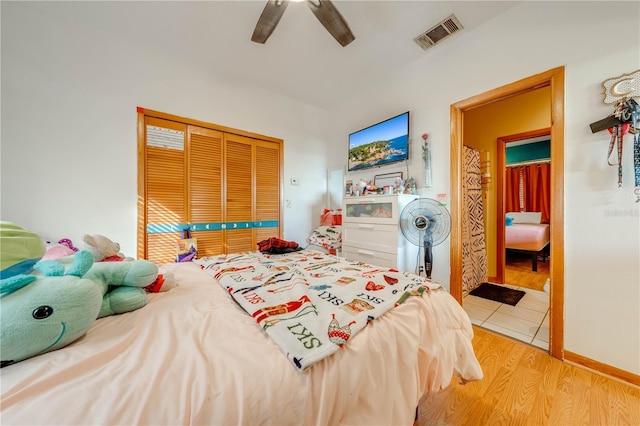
[496,128,551,284]
[450,67,565,359]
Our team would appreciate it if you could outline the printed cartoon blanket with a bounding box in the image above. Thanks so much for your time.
[195,250,441,371]
[306,226,342,252]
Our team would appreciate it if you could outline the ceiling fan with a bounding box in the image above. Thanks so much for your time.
[251,0,355,47]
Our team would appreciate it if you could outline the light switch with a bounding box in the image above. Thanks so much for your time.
[290,178,299,185]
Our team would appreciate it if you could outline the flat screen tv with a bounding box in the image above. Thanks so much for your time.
[348,111,410,172]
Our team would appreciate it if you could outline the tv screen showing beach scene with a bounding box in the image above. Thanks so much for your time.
[348,112,409,172]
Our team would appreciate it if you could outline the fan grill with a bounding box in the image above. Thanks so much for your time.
[399,198,451,247]
[399,198,452,278]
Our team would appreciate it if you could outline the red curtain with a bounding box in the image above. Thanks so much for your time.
[505,166,521,213]
[506,163,551,223]
[538,163,551,223]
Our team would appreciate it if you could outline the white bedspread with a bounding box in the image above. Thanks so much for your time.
[1,259,482,425]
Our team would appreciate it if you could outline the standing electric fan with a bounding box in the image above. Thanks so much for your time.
[399,198,452,278]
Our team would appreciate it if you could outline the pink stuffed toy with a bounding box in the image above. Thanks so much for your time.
[41,240,76,260]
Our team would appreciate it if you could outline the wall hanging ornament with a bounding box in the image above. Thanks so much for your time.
[601,69,640,104]
[422,133,432,188]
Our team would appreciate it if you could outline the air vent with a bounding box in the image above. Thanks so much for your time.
[413,14,463,50]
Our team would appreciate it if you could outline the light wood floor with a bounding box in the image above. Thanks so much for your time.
[505,251,550,292]
[417,327,640,426]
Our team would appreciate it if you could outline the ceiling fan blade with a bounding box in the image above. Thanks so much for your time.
[305,0,355,47]
[251,0,289,44]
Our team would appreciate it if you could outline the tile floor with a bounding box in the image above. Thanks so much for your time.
[463,284,549,349]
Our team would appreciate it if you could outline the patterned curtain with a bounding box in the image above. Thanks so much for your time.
[462,146,488,294]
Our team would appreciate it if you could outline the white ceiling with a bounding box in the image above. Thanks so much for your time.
[57,1,521,109]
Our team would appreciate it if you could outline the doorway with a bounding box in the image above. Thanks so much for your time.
[498,130,551,292]
[449,67,565,359]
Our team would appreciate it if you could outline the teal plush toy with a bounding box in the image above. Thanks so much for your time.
[0,224,158,367]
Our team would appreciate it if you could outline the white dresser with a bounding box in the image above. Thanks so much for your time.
[342,194,418,273]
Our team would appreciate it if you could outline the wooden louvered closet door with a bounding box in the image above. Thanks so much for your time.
[224,134,282,253]
[254,139,281,245]
[143,117,187,265]
[189,126,224,258]
[138,109,282,263]
[224,134,254,253]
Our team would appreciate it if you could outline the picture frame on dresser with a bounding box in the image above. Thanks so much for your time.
[374,172,403,189]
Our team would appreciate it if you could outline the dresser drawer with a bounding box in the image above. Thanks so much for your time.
[343,194,417,225]
[342,245,397,269]
[342,222,398,254]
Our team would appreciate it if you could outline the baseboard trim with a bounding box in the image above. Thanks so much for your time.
[564,350,640,387]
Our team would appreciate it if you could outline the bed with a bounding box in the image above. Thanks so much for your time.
[505,212,550,272]
[1,249,482,425]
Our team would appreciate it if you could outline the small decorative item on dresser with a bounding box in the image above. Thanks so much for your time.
[405,177,417,194]
[394,177,404,194]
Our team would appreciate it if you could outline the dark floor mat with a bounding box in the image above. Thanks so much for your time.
[469,282,526,306]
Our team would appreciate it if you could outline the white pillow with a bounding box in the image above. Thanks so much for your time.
[506,212,542,224]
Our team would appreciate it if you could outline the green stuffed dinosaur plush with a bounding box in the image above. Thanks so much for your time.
[0,223,158,367]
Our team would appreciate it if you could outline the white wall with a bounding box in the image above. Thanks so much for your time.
[327,2,640,375]
[1,2,327,254]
